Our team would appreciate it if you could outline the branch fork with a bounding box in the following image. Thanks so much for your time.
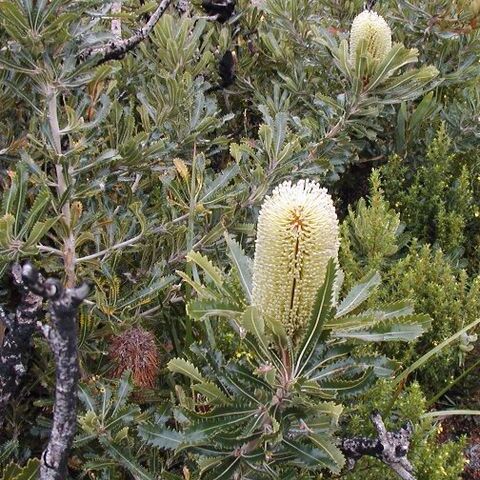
[0,262,90,480]
[341,411,415,480]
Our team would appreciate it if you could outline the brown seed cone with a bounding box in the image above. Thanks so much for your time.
[109,327,159,388]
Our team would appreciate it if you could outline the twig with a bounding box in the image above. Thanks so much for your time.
[111,2,122,39]
[80,0,173,65]
[0,264,43,428]
[341,412,415,480]
[38,245,64,256]
[47,88,77,288]
[75,231,144,264]
[21,263,90,480]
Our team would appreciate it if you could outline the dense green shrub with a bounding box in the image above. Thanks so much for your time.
[381,124,479,265]
[343,381,467,480]
[340,170,480,391]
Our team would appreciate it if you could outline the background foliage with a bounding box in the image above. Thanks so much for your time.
[0,0,479,478]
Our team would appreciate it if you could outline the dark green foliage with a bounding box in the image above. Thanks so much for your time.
[340,170,405,284]
[381,124,477,261]
[379,243,480,389]
[343,381,466,480]
[341,170,480,391]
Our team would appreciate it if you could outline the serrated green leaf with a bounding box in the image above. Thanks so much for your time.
[335,270,380,318]
[0,214,15,248]
[18,186,52,239]
[307,434,345,474]
[187,251,224,289]
[100,439,155,480]
[202,456,241,480]
[111,372,134,416]
[176,270,219,300]
[200,164,240,204]
[186,299,241,321]
[367,44,418,91]
[192,382,231,405]
[23,217,58,249]
[318,369,375,397]
[117,275,175,310]
[1,458,40,480]
[282,439,340,472]
[333,316,430,342]
[138,423,184,450]
[224,233,253,303]
[239,306,274,362]
[184,409,256,443]
[168,358,206,383]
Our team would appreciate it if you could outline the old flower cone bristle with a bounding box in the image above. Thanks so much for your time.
[109,327,159,388]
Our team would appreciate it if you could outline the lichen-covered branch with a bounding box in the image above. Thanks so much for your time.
[341,412,415,480]
[111,2,122,39]
[80,0,172,65]
[0,264,43,427]
[21,263,90,480]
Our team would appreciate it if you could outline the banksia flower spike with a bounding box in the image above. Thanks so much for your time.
[252,180,339,340]
[349,10,392,65]
[109,327,159,388]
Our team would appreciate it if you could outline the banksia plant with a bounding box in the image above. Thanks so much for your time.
[109,327,159,388]
[349,10,392,65]
[252,180,339,339]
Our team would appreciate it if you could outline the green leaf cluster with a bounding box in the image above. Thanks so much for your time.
[151,243,430,478]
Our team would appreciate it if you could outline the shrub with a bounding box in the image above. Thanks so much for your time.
[343,381,467,480]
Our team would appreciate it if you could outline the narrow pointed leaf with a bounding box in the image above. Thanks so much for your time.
[295,259,336,375]
[224,233,253,303]
[187,251,225,289]
[138,424,184,450]
[335,271,380,318]
[192,382,231,405]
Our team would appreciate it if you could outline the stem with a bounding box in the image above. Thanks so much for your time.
[21,263,89,480]
[427,357,480,408]
[184,149,200,346]
[75,231,144,264]
[111,2,122,39]
[81,0,173,65]
[47,89,76,288]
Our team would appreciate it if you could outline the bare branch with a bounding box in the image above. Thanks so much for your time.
[80,0,173,65]
[75,230,144,264]
[111,2,122,39]
[21,263,90,480]
[341,412,415,480]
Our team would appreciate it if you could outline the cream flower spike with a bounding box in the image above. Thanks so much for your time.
[349,10,392,65]
[252,180,339,340]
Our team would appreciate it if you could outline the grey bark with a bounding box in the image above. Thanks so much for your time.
[80,0,173,65]
[20,263,90,480]
[111,2,122,39]
[174,0,190,14]
[0,264,43,427]
[341,412,415,480]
